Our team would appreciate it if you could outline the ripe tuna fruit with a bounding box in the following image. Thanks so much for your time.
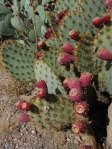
[36,80,47,89]
[74,101,89,116]
[68,78,82,89]
[69,88,83,101]
[97,48,112,60]
[57,52,74,65]
[57,11,64,19]
[69,30,80,41]
[63,78,73,88]
[62,43,74,54]
[106,0,112,8]
[18,113,30,122]
[80,72,92,88]
[92,17,103,28]
[72,120,87,133]
[101,13,111,25]
[37,41,47,50]
[78,145,93,149]
[36,88,47,99]
[16,100,30,111]
[34,50,43,59]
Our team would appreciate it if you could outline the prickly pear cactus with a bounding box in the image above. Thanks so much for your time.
[1,0,112,148]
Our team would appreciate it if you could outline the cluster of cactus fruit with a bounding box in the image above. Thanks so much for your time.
[0,0,112,148]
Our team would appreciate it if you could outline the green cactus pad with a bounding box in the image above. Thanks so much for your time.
[1,40,35,82]
[55,0,81,12]
[80,0,106,33]
[58,11,91,46]
[46,35,60,49]
[35,59,67,96]
[74,33,102,74]
[29,95,75,129]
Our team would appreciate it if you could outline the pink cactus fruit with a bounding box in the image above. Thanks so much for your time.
[36,88,47,99]
[97,48,112,60]
[36,80,47,89]
[74,101,89,116]
[105,0,112,8]
[63,78,74,88]
[16,100,30,111]
[57,52,74,65]
[57,10,64,19]
[55,17,61,23]
[78,145,93,149]
[62,43,74,54]
[69,88,83,101]
[18,113,30,122]
[80,72,92,88]
[34,50,43,59]
[72,120,87,133]
[69,30,80,41]
[101,13,111,25]
[68,78,82,89]
[37,40,47,50]
[92,17,103,28]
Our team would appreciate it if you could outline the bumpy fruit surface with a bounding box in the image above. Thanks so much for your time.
[37,41,47,50]
[80,72,92,88]
[74,101,89,116]
[36,88,47,99]
[16,100,30,111]
[72,120,87,133]
[57,52,74,65]
[68,78,82,89]
[69,30,80,41]
[36,80,47,89]
[101,13,111,24]
[62,43,74,54]
[18,113,30,122]
[69,88,83,101]
[92,17,103,28]
[97,48,112,60]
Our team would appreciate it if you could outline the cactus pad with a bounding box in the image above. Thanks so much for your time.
[1,40,35,82]
[29,95,75,129]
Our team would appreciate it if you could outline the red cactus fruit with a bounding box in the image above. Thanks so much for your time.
[16,100,30,111]
[55,17,61,23]
[36,88,47,99]
[62,43,74,54]
[43,32,51,39]
[69,30,80,41]
[101,13,111,25]
[63,78,74,88]
[68,78,82,89]
[74,101,89,116]
[92,17,103,28]
[80,72,92,88]
[36,80,47,89]
[57,52,74,65]
[78,145,93,149]
[69,88,83,101]
[37,41,47,50]
[107,0,112,8]
[63,9,68,14]
[97,48,112,60]
[57,10,64,19]
[72,120,87,133]
[34,50,43,59]
[16,100,24,110]
[18,113,30,122]
[47,28,53,34]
